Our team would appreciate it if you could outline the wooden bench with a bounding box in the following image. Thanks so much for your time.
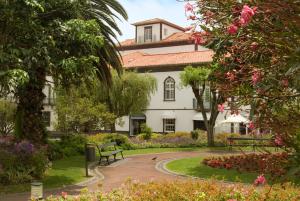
[227,137,276,151]
[96,142,124,165]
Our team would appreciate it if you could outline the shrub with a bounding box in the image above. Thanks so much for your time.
[191,130,199,140]
[87,133,133,149]
[48,134,87,160]
[43,180,300,201]
[203,152,290,177]
[140,123,152,140]
[0,138,49,185]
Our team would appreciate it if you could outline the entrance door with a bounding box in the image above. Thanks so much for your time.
[132,119,146,135]
[130,114,146,136]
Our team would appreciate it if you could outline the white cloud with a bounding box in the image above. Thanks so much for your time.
[116,0,188,41]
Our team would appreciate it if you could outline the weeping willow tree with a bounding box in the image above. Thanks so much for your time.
[97,71,157,132]
[0,0,127,144]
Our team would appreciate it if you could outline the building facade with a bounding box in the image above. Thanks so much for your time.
[116,18,247,136]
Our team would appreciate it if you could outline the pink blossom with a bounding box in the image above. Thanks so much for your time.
[227,24,239,35]
[274,135,284,146]
[281,79,289,87]
[254,174,266,186]
[252,70,261,85]
[227,199,237,201]
[185,3,194,13]
[218,104,225,113]
[61,192,68,199]
[240,5,257,26]
[248,121,255,130]
[226,71,235,81]
[192,33,204,44]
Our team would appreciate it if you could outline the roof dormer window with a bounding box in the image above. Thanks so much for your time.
[144,26,152,43]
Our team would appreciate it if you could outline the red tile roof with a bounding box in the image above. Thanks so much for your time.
[122,50,213,69]
[119,32,193,47]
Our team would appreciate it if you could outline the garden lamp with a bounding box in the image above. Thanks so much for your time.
[31,182,43,200]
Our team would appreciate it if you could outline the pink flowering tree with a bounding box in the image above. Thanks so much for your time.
[183,0,300,174]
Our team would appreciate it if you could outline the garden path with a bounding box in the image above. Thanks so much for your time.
[1,150,232,201]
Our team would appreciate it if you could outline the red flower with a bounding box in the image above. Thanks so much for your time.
[248,121,255,130]
[226,71,235,81]
[192,33,204,45]
[227,24,239,35]
[254,174,266,186]
[252,69,261,85]
[61,192,68,199]
[281,79,289,88]
[240,5,257,26]
[274,135,284,146]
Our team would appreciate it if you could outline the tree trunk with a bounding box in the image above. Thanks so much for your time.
[15,67,47,144]
[110,122,116,133]
[207,124,215,147]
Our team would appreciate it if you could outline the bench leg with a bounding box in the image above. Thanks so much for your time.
[106,156,109,165]
[99,157,102,165]
[113,154,116,161]
[121,151,124,159]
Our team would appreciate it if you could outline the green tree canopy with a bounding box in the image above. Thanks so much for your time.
[180,66,224,146]
[0,0,127,144]
[55,85,115,133]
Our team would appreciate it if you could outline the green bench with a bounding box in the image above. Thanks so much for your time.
[96,142,124,165]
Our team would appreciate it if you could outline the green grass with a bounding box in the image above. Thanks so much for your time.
[0,156,85,194]
[166,156,259,184]
[123,147,203,156]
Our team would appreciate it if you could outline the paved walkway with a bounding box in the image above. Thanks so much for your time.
[1,150,232,201]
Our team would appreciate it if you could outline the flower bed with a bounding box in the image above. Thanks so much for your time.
[42,180,300,201]
[203,153,289,177]
[0,137,49,184]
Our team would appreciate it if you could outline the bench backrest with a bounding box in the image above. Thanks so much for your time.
[97,142,117,153]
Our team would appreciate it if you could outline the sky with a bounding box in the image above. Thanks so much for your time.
[116,0,188,41]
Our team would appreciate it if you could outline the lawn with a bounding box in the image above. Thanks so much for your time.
[166,156,259,184]
[0,147,203,194]
[123,147,202,156]
[0,156,85,194]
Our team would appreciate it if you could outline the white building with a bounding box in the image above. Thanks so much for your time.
[115,18,248,136]
[43,18,249,135]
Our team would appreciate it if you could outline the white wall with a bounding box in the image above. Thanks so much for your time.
[115,71,235,133]
[136,24,160,43]
[43,76,57,131]
[162,24,182,40]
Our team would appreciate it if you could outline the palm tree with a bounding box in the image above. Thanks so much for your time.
[85,0,128,83]
[0,0,127,144]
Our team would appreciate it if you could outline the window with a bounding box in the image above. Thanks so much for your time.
[42,111,51,127]
[193,120,207,131]
[144,26,152,42]
[164,119,175,133]
[164,77,175,101]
